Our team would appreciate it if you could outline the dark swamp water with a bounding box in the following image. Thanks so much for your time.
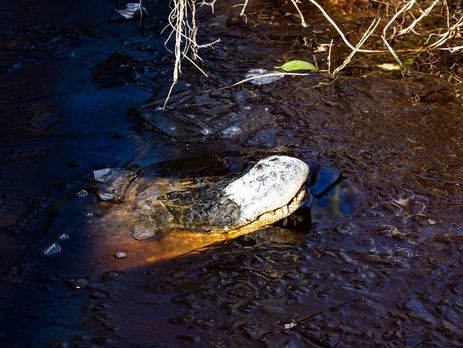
[1,0,463,346]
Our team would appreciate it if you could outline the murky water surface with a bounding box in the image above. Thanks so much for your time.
[1,0,463,346]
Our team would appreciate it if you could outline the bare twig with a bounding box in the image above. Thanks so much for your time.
[307,0,383,53]
[426,16,463,48]
[290,0,308,27]
[222,72,311,89]
[164,0,186,109]
[382,35,405,67]
[199,0,217,13]
[333,18,381,75]
[397,0,440,36]
[161,0,463,107]
[163,0,220,108]
[234,0,249,16]
[383,0,416,39]
[327,39,334,75]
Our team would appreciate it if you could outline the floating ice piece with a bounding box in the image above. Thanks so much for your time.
[93,168,137,202]
[76,190,88,198]
[245,69,284,85]
[58,233,69,240]
[93,168,111,181]
[112,3,149,21]
[43,243,62,256]
[222,126,241,138]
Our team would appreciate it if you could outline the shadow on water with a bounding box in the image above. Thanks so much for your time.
[1,0,463,346]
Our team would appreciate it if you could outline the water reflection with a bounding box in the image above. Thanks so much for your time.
[311,179,364,226]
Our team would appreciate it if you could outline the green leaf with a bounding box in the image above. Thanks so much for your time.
[276,60,318,72]
[403,57,416,67]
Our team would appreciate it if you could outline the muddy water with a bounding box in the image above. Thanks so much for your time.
[1,0,463,347]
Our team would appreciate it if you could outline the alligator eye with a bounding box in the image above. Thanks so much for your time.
[256,164,263,170]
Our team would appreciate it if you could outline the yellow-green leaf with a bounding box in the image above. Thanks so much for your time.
[404,57,416,67]
[377,63,402,71]
[276,60,318,71]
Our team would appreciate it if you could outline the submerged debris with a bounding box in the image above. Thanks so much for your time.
[43,243,62,256]
[245,69,284,85]
[135,101,275,143]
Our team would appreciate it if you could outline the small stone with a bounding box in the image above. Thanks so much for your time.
[43,243,62,256]
[114,251,127,259]
[132,227,157,240]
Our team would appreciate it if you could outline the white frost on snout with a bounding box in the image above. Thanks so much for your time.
[223,155,309,223]
[93,168,111,182]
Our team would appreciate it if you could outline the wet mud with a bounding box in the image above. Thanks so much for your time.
[1,0,463,347]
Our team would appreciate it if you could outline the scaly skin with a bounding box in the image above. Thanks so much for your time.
[97,156,310,261]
